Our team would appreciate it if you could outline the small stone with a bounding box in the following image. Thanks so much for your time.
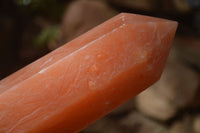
[170,121,187,133]
[136,88,177,121]
[193,115,200,133]
[82,117,126,133]
[120,112,168,133]
[170,115,194,133]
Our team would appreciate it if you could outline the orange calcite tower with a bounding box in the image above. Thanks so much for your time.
[0,13,177,133]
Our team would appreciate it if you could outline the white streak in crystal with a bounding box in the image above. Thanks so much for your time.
[84,55,90,60]
[120,24,126,28]
[38,67,48,74]
[112,28,118,32]
[112,24,126,33]
[40,57,52,68]
[38,23,126,76]
[7,108,41,133]
[120,15,125,22]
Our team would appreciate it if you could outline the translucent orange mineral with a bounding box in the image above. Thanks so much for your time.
[0,13,178,133]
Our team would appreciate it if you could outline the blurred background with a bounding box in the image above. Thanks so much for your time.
[0,0,200,132]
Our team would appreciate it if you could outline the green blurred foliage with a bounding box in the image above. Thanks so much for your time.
[34,25,60,48]
[13,0,69,48]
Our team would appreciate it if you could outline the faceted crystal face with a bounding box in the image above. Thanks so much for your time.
[0,13,177,133]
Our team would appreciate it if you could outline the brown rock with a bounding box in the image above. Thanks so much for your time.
[170,115,194,133]
[120,112,168,133]
[82,117,128,133]
[193,115,200,133]
[170,122,185,133]
[136,88,177,121]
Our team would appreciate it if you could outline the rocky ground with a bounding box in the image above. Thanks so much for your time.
[0,0,200,132]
